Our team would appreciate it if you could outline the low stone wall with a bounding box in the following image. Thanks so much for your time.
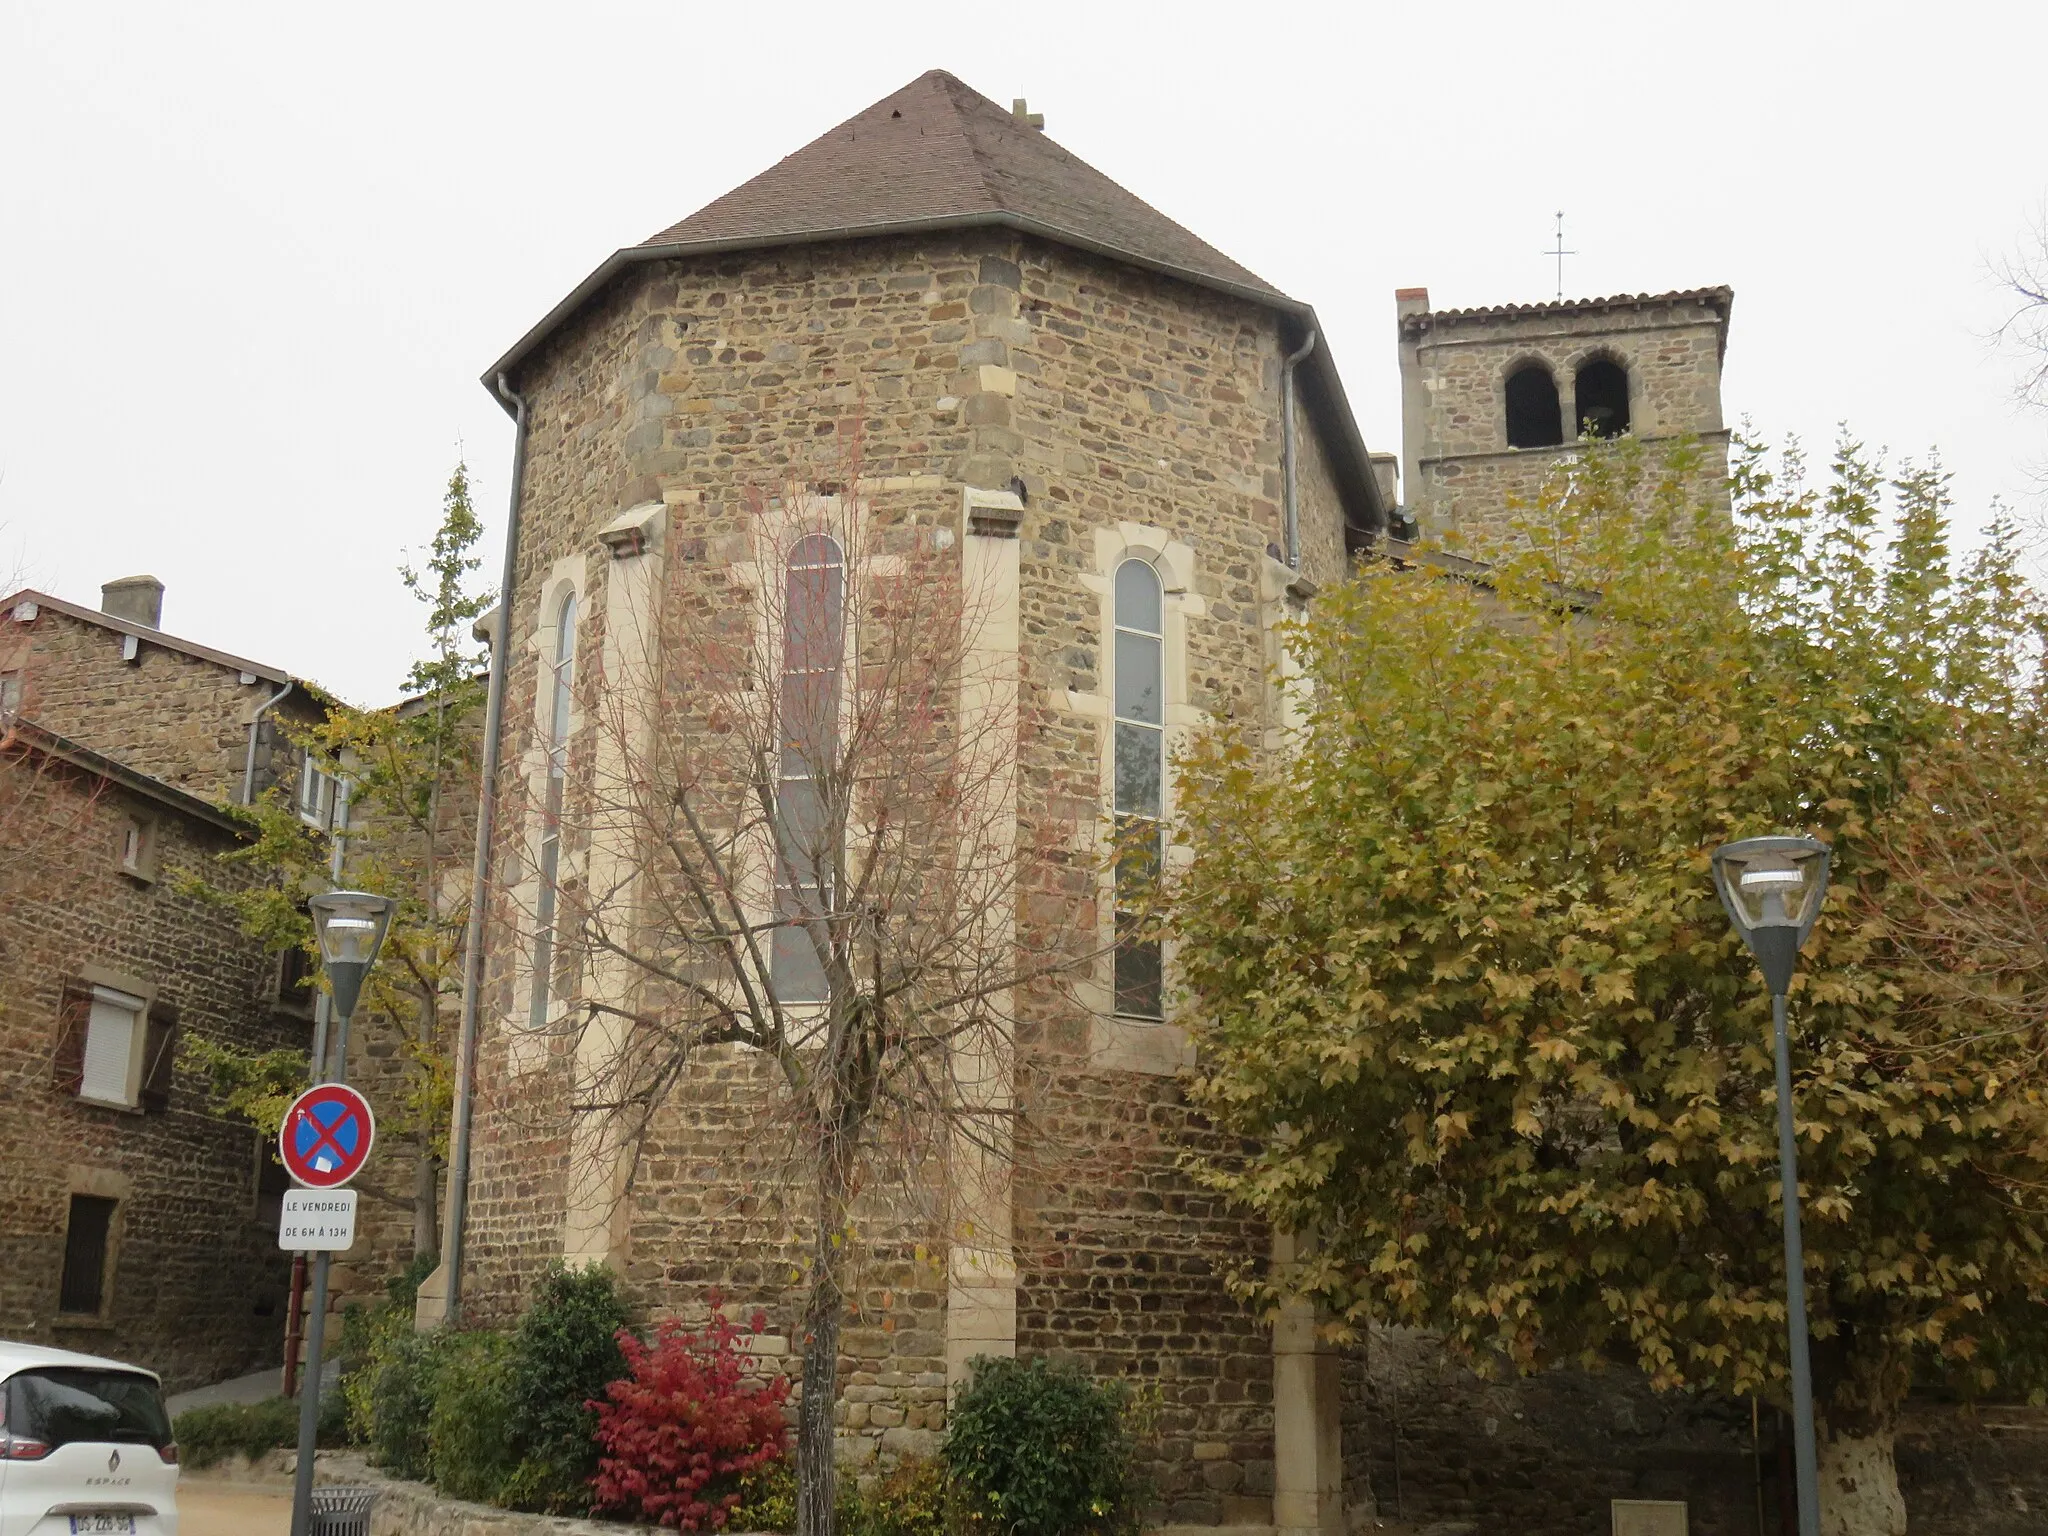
[347,1467,779,1536]
[364,1477,621,1536]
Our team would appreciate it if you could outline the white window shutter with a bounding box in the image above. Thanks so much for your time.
[81,988,144,1105]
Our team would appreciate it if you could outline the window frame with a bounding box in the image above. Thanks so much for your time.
[770,532,847,1005]
[57,1193,118,1318]
[117,815,156,881]
[1572,354,1632,440]
[296,759,339,830]
[1504,359,1565,450]
[77,985,147,1109]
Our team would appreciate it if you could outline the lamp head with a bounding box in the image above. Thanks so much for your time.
[309,889,395,1023]
[1710,836,1831,997]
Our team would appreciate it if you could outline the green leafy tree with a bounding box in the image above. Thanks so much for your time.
[1167,437,2048,1535]
[189,461,491,1252]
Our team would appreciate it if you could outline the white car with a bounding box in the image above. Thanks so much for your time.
[0,1343,178,1535]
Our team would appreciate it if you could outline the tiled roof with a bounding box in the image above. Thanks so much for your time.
[480,71,1386,533]
[634,71,1285,301]
[1401,287,1734,335]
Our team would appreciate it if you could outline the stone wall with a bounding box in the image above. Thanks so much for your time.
[459,224,1365,1518]
[1347,1327,2048,1536]
[1397,291,1731,548]
[4,602,319,804]
[0,749,297,1389]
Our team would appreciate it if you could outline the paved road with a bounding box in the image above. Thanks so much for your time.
[178,1478,290,1535]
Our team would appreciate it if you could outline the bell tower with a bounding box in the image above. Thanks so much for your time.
[1394,286,1733,543]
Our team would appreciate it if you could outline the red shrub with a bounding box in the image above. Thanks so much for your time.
[589,1305,792,1530]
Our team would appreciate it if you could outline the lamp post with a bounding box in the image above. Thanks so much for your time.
[290,889,394,1536]
[1711,836,1831,1536]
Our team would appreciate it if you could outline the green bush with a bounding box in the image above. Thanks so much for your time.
[341,1255,445,1478]
[729,1454,797,1532]
[172,1394,345,1469]
[730,1453,954,1536]
[354,1325,439,1480]
[501,1261,629,1513]
[426,1330,520,1503]
[945,1356,1143,1536]
[844,1454,951,1536]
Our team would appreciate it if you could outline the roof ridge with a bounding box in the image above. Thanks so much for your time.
[939,72,1011,214]
[2,586,296,687]
[1410,286,1733,325]
[2,716,254,837]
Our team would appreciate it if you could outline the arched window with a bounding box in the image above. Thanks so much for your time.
[528,590,578,1030]
[1113,558,1164,1020]
[773,534,845,1003]
[1504,363,1564,449]
[1574,358,1630,438]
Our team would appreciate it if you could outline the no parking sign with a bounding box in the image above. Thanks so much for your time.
[278,1082,376,1189]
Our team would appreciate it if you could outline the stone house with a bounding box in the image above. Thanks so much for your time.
[1,578,326,806]
[0,715,297,1388]
[438,69,2045,1536]
[0,579,431,1376]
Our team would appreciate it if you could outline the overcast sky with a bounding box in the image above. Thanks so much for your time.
[3,1,2042,704]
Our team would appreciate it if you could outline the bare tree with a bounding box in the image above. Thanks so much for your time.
[516,432,1089,1536]
[1995,201,2048,414]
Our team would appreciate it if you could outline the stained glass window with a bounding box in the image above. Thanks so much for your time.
[1113,559,1164,1019]
[527,591,577,1029]
[773,535,845,1002]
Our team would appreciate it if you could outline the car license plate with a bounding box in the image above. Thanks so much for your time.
[69,1516,136,1534]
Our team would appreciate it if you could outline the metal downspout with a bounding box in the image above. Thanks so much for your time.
[438,372,530,1324]
[1280,329,1318,569]
[242,680,295,805]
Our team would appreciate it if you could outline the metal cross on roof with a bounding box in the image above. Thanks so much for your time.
[1543,211,1576,302]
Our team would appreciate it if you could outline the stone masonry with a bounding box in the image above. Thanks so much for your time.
[447,70,2044,1536]
[457,69,1379,1531]
[2,586,323,804]
[0,728,298,1389]
[1395,287,1733,546]
[1,582,441,1370]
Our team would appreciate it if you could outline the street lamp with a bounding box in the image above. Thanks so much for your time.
[292,889,393,1536]
[1711,836,1831,1536]
[309,889,395,1031]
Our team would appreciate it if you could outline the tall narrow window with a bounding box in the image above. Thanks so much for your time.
[59,1195,116,1315]
[1113,559,1164,1020]
[528,592,578,1030]
[773,535,845,1003]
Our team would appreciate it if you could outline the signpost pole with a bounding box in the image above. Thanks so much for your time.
[287,883,391,1536]
[289,1250,333,1536]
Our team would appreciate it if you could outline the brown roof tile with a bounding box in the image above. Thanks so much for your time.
[1400,287,1734,334]
[637,71,1285,300]
[481,71,1387,534]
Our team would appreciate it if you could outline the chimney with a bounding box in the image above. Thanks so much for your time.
[102,575,164,629]
[1368,452,1400,509]
[1395,287,1431,322]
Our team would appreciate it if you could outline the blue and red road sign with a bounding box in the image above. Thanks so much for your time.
[279,1083,376,1189]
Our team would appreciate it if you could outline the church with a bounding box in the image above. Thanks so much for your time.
[443,68,1789,1535]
